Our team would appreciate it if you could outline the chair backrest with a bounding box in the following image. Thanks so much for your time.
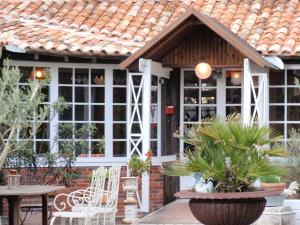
[88,166,107,207]
[105,166,121,209]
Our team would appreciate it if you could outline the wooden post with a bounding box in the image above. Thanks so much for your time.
[41,194,48,225]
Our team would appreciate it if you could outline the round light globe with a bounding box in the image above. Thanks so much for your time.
[195,62,212,79]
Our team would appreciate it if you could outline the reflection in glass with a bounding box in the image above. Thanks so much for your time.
[287,106,300,121]
[184,89,198,104]
[184,71,199,86]
[201,89,216,104]
[287,88,300,103]
[59,106,72,121]
[269,106,284,121]
[150,141,157,156]
[91,105,104,121]
[113,124,126,139]
[92,123,104,139]
[151,87,158,103]
[113,106,126,121]
[151,124,157,139]
[113,141,126,157]
[288,124,300,137]
[91,141,105,155]
[201,107,216,120]
[36,123,50,139]
[226,89,241,104]
[59,87,72,102]
[269,88,284,103]
[75,105,89,121]
[226,106,241,116]
[75,87,89,102]
[269,69,284,86]
[287,70,300,85]
[19,67,33,83]
[91,69,105,85]
[36,141,49,154]
[270,123,284,135]
[184,106,198,122]
[113,70,127,85]
[91,87,104,103]
[58,68,73,84]
[226,71,242,86]
[113,88,126,103]
[151,105,158,122]
[75,68,89,84]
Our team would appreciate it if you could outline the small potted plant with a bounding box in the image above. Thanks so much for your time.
[163,114,287,225]
[122,151,152,223]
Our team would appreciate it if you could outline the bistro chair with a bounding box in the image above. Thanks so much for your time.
[50,166,121,225]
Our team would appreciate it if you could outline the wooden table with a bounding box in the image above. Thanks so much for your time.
[0,185,65,225]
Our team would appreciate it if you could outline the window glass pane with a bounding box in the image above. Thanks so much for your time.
[201,73,216,87]
[150,141,157,156]
[184,71,199,87]
[226,89,241,104]
[201,89,216,104]
[19,67,33,83]
[269,69,285,86]
[41,86,49,102]
[75,123,90,139]
[59,106,72,121]
[151,124,157,139]
[113,88,126,103]
[113,141,126,157]
[91,105,104,121]
[132,105,142,121]
[91,87,104,103]
[36,123,50,139]
[287,106,300,121]
[269,88,284,103]
[58,123,73,139]
[59,87,72,102]
[75,105,89,121]
[58,68,72,84]
[113,124,126,139]
[91,69,105,85]
[287,88,300,103]
[91,141,105,156]
[152,76,158,86]
[288,124,300,137]
[113,70,127,85]
[184,89,198,104]
[132,76,142,85]
[151,87,158,103]
[75,87,89,102]
[226,106,241,115]
[36,141,49,154]
[270,123,284,135]
[184,106,198,122]
[201,106,216,120]
[113,106,126,121]
[75,141,89,157]
[269,106,284,121]
[131,123,141,134]
[75,68,89,85]
[226,71,242,86]
[287,70,300,85]
[151,105,158,122]
[92,123,104,139]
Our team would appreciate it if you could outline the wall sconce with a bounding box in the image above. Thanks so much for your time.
[31,67,46,80]
[195,62,212,79]
[230,71,242,85]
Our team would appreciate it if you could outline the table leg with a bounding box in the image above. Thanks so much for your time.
[7,196,21,225]
[42,194,48,225]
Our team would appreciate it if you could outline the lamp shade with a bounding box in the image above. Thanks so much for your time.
[231,71,241,85]
[30,67,46,80]
[195,62,212,79]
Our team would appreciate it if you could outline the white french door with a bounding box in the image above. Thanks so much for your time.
[179,68,243,189]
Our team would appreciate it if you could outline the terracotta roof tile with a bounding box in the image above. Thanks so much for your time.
[1,0,300,57]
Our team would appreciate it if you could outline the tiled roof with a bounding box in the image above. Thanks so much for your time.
[0,0,299,57]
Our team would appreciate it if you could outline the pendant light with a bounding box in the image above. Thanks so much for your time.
[195,62,212,79]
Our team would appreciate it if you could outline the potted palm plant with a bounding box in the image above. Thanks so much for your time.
[163,114,286,225]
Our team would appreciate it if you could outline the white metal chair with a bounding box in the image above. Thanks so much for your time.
[50,166,107,225]
[72,166,121,225]
[50,166,121,225]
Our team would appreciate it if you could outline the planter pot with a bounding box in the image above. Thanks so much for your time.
[122,177,139,224]
[262,183,286,207]
[175,190,280,225]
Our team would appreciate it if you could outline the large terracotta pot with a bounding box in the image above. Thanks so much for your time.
[175,190,280,225]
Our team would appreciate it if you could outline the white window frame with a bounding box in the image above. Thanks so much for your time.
[12,60,166,166]
[269,64,300,143]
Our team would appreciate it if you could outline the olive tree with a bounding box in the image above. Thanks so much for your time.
[0,58,48,170]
